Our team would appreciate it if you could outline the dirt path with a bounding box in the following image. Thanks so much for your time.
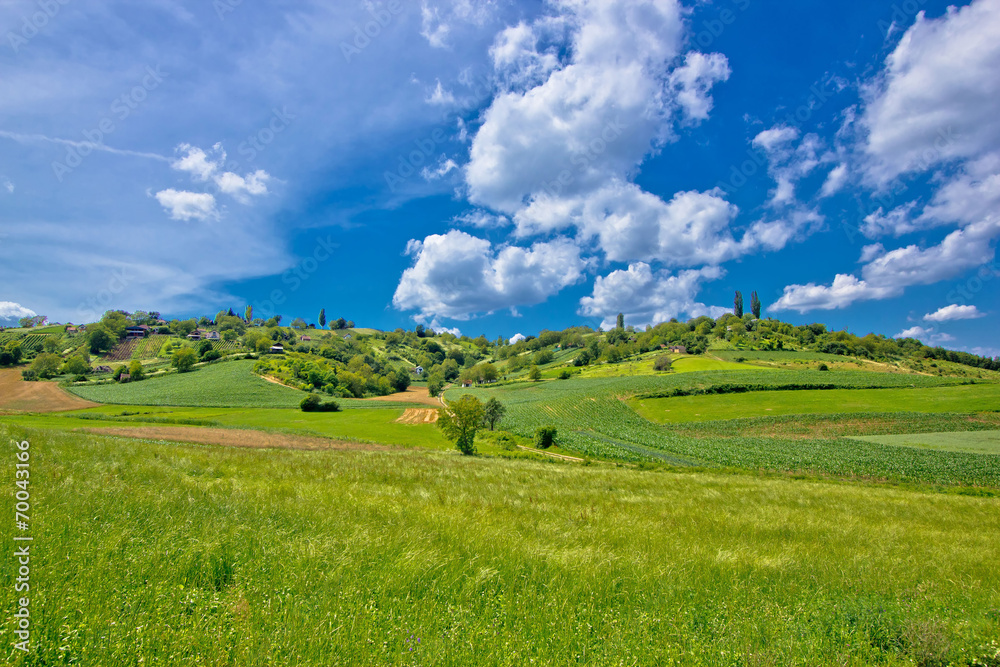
[77,426,390,451]
[365,386,441,406]
[0,368,99,413]
[395,408,439,424]
[515,445,584,462]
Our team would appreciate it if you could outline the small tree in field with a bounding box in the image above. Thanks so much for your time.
[128,359,145,381]
[734,291,744,318]
[172,347,197,372]
[528,365,541,381]
[31,353,61,378]
[483,397,506,431]
[438,395,485,455]
[534,426,557,449]
[653,355,672,372]
[750,291,762,319]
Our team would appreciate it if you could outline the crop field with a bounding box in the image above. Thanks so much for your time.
[631,383,1000,424]
[133,334,170,359]
[671,356,759,373]
[714,350,847,362]
[103,338,139,362]
[849,431,1000,456]
[68,360,308,408]
[447,372,1000,485]
[2,423,999,666]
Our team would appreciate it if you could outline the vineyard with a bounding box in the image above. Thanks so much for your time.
[0,332,50,349]
[446,371,1000,486]
[103,338,140,362]
[103,335,244,362]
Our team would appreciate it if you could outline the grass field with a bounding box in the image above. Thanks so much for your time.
[671,356,759,373]
[67,360,309,408]
[6,404,452,450]
[447,373,1000,485]
[850,431,1000,456]
[631,383,1000,424]
[3,423,1000,666]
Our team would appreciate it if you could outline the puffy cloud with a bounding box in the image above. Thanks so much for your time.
[155,189,219,222]
[861,203,918,238]
[772,274,895,314]
[861,0,1000,183]
[578,263,726,329]
[0,301,37,326]
[453,210,510,228]
[924,304,985,322]
[508,332,526,344]
[393,230,588,321]
[773,219,1000,312]
[421,157,459,181]
[819,163,849,198]
[171,143,271,203]
[466,0,724,214]
[420,0,497,48]
[515,183,744,266]
[894,325,955,345]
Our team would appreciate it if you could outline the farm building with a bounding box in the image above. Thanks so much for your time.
[668,345,687,354]
[300,335,311,341]
[206,331,220,340]
[269,344,285,354]
[125,326,148,339]
[118,373,131,383]
[93,366,113,374]
[413,366,424,376]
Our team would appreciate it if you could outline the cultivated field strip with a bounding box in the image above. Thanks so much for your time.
[447,372,1000,485]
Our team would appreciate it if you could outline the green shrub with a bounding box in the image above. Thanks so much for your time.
[21,369,38,381]
[300,394,340,412]
[653,355,672,372]
[818,363,830,371]
[534,425,557,449]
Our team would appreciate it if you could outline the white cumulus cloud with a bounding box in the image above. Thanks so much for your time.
[578,263,726,330]
[0,301,37,326]
[924,304,985,322]
[392,230,588,321]
[155,189,219,222]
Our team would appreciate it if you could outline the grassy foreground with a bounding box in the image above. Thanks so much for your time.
[3,425,1000,666]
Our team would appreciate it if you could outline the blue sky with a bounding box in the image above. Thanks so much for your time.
[1,0,998,355]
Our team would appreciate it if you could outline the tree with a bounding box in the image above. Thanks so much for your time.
[734,291,744,318]
[616,312,625,330]
[318,309,326,329]
[534,426,557,449]
[128,359,145,381]
[427,373,445,397]
[5,342,23,364]
[528,365,542,381]
[346,320,355,329]
[172,347,197,372]
[391,369,411,393]
[483,397,506,431]
[653,355,672,372]
[245,305,253,323]
[291,317,308,330]
[63,355,91,376]
[438,395,485,455]
[197,340,214,357]
[750,291,762,319]
[31,353,61,378]
[88,326,115,355]
[334,317,347,330]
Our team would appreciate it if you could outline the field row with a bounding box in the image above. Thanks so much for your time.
[447,372,1000,486]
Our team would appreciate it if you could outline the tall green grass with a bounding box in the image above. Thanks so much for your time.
[2,424,999,665]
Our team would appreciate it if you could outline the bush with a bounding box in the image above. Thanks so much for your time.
[558,369,572,379]
[534,425,557,449]
[73,374,89,383]
[300,394,340,412]
[653,355,673,372]
[818,363,829,371]
[202,350,222,362]
[21,369,38,381]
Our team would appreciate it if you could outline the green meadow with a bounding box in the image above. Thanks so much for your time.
[850,430,1000,456]
[3,424,1000,666]
[630,383,1000,424]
